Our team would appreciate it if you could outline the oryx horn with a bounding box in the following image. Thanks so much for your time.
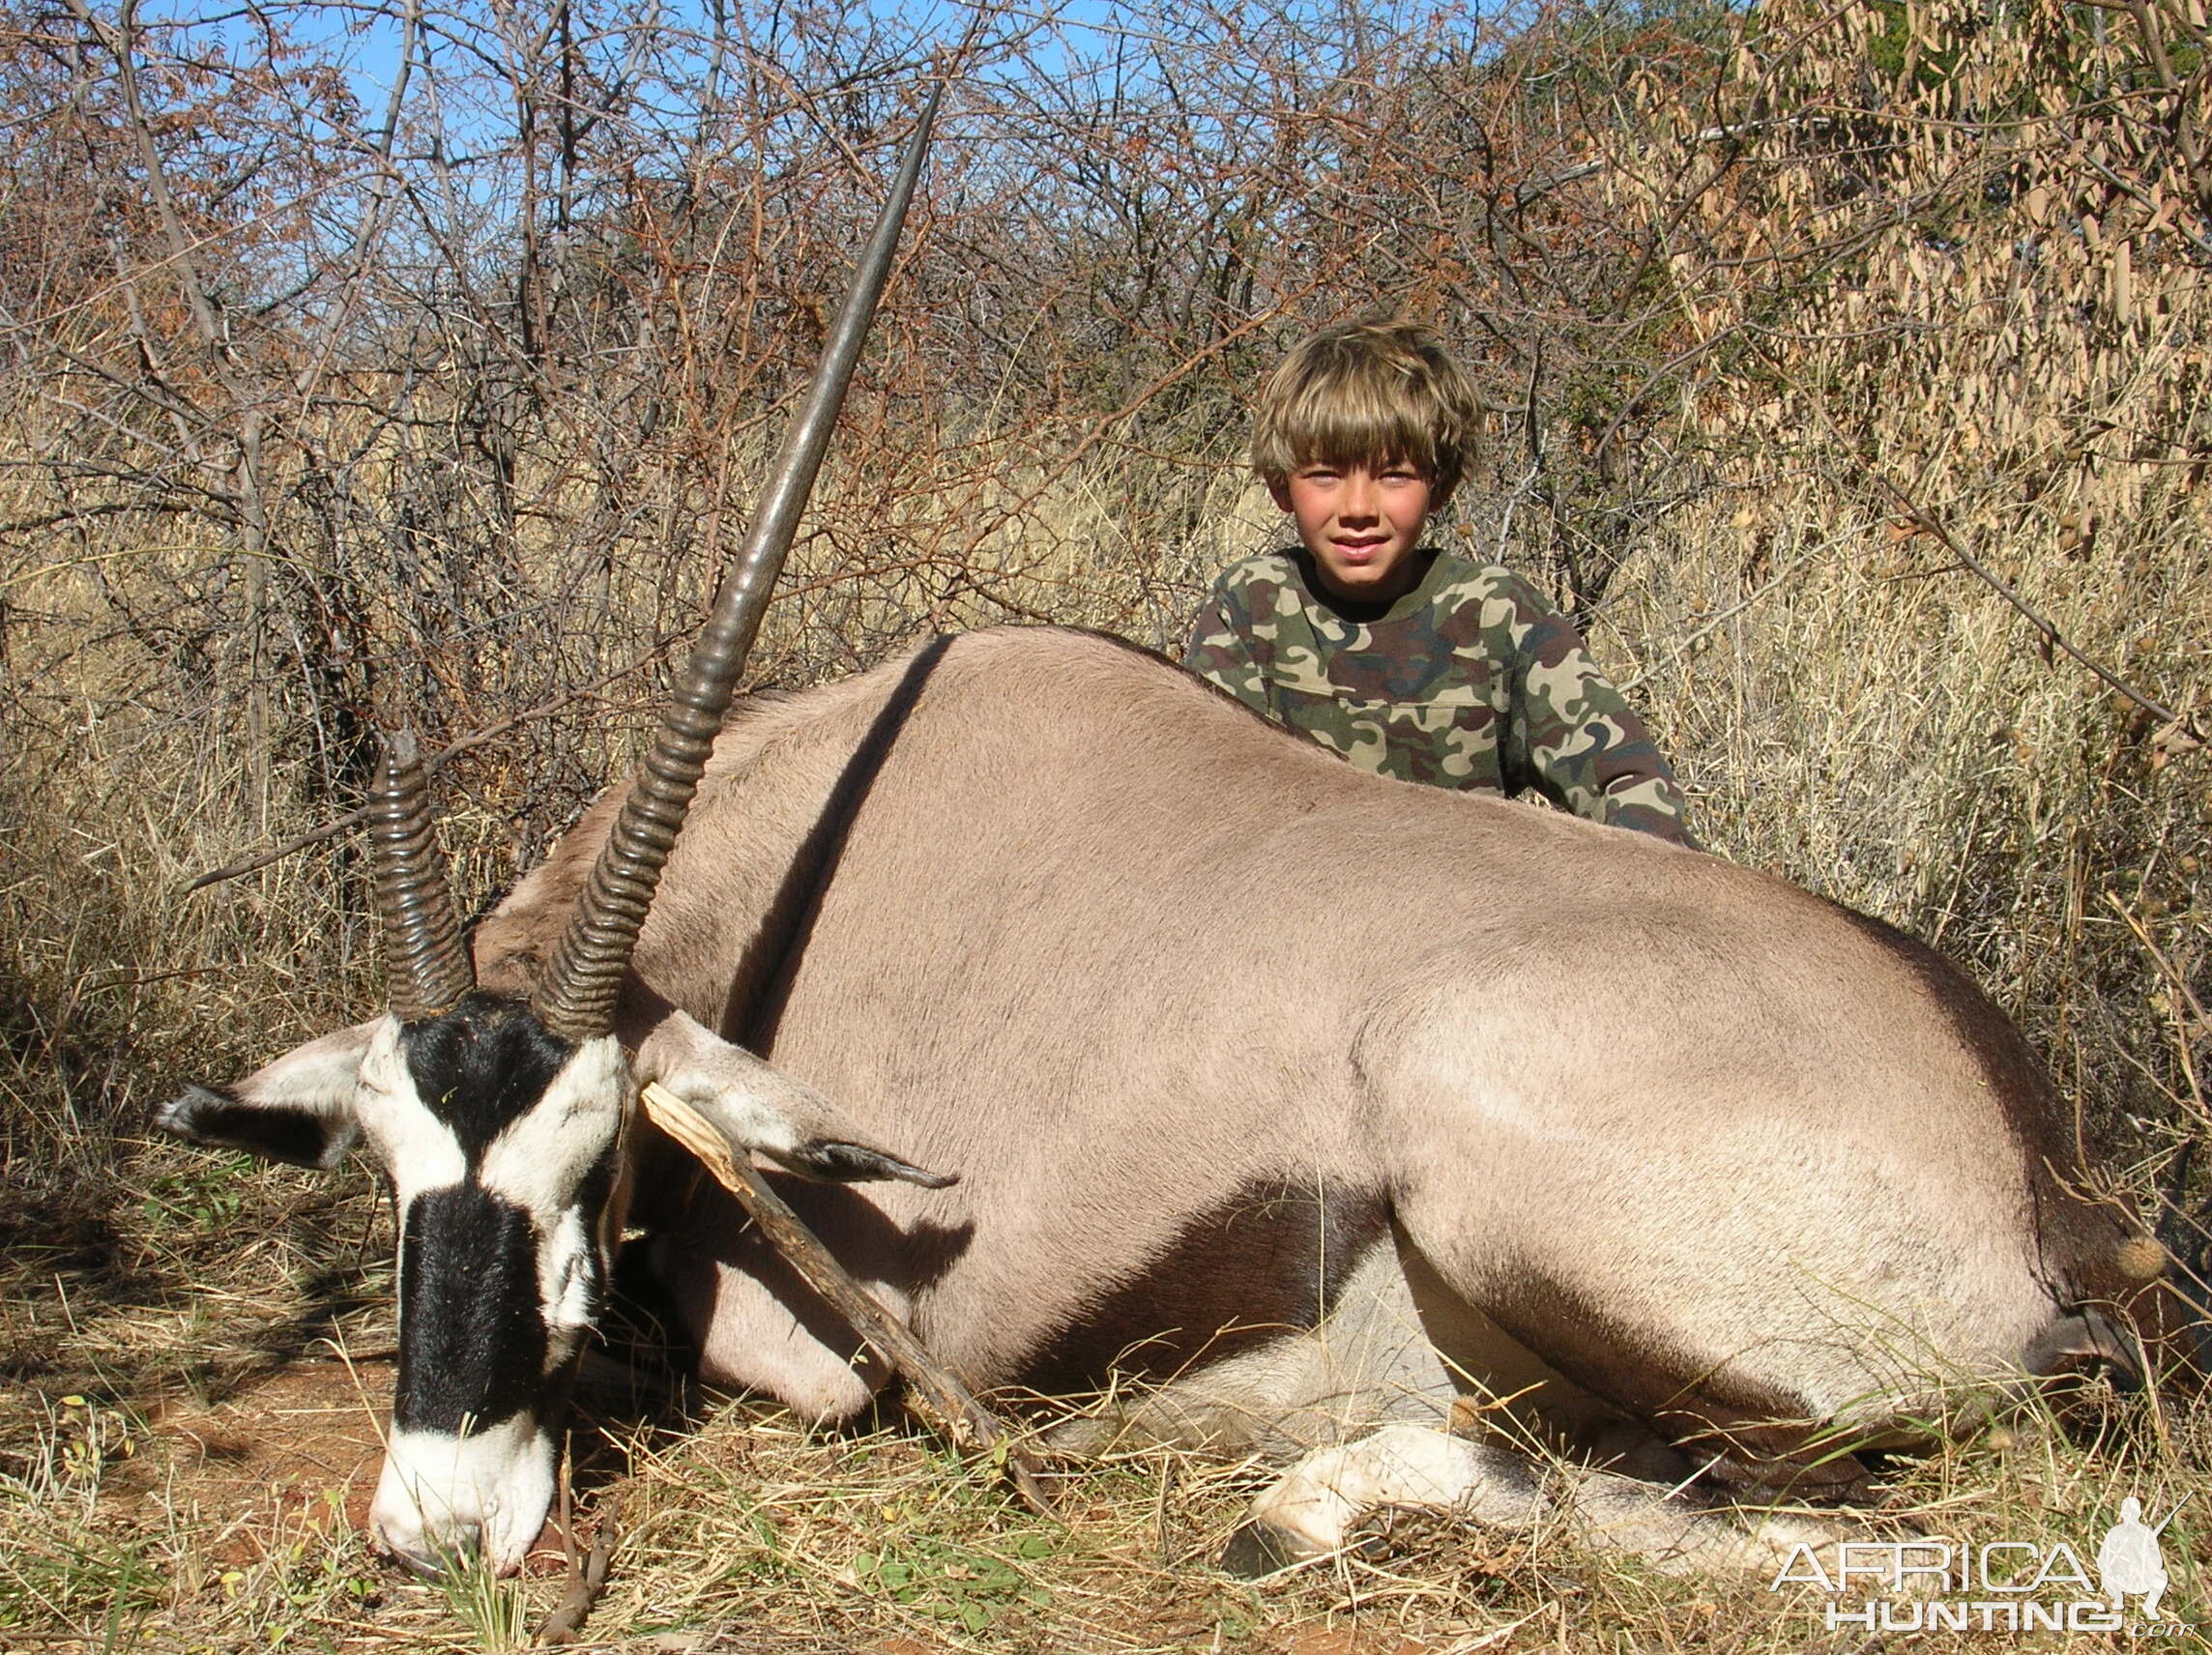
[368,729,476,1021]
[532,80,945,1044]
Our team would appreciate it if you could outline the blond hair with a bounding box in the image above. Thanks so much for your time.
[1250,317,1478,498]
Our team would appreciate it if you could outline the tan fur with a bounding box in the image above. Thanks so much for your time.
[477,626,2139,1490]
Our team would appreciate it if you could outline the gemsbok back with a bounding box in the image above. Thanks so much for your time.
[159,91,2170,1579]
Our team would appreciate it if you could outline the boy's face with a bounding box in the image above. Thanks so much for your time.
[1268,459,1436,604]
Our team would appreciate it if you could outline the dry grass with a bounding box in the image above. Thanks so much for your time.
[2,1303,2203,1651]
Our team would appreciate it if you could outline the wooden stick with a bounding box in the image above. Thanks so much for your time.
[639,1082,1061,1521]
[533,1491,618,1646]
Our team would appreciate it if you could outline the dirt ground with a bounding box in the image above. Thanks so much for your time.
[8,1292,1508,1653]
[131,1362,392,1566]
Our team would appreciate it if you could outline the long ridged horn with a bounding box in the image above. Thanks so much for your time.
[369,729,475,1022]
[533,81,944,1044]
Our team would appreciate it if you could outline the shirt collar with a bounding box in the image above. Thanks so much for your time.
[1286,545,1450,624]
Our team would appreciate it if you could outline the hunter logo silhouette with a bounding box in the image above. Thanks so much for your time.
[2097,1495,2187,1619]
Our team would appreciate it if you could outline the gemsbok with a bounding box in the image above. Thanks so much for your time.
[160,88,2168,1579]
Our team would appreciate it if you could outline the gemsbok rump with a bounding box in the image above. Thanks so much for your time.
[159,91,2167,1579]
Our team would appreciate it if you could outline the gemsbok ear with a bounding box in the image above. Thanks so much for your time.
[157,1019,380,1170]
[634,1011,956,1190]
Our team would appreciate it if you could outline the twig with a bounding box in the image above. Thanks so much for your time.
[176,636,686,894]
[1842,450,2206,750]
[1617,528,1843,692]
[1889,484,2202,742]
[533,1490,618,1646]
[2106,892,2207,1121]
[639,1081,1062,1523]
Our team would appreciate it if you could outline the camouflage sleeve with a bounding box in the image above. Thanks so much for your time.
[1180,574,1270,715]
[1496,583,1699,848]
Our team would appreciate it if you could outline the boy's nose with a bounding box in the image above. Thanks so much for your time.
[1339,474,1380,521]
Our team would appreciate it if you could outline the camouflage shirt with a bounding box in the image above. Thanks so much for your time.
[1181,547,1697,845]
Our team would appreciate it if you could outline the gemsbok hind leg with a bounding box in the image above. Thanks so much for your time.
[1225,1424,1848,1578]
[1218,1210,1862,1577]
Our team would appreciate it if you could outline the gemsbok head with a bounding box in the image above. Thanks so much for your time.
[159,86,950,1576]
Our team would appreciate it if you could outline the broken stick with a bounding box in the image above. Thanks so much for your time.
[639,1081,1061,1522]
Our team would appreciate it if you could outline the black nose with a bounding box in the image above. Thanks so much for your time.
[373,1520,482,1579]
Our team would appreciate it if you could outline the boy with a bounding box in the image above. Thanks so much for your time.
[1182,317,1697,847]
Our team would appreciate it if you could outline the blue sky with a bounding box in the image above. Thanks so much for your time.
[132,0,1162,128]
